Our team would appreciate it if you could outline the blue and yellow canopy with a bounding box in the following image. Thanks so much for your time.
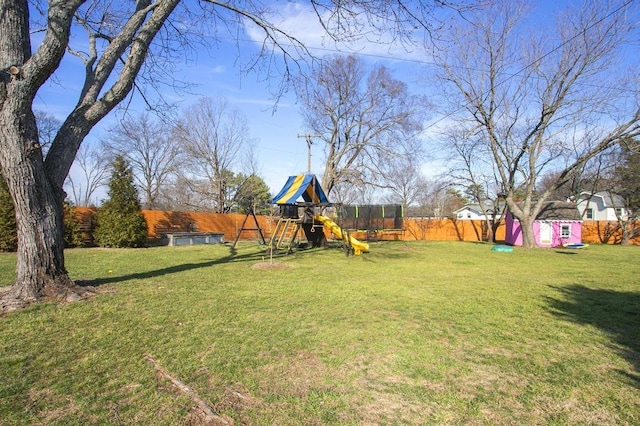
[271,174,329,205]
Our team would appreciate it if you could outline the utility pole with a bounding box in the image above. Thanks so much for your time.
[297,134,321,174]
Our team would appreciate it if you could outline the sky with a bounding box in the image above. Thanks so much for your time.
[32,1,446,203]
[31,1,639,205]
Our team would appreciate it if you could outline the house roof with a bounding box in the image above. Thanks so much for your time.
[454,200,506,215]
[536,201,581,221]
[454,204,484,214]
[579,191,625,208]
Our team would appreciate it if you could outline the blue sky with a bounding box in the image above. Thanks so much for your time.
[32,1,639,203]
[33,1,443,202]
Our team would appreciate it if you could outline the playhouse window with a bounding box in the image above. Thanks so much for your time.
[560,224,571,239]
[585,208,594,219]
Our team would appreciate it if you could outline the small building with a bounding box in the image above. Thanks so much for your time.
[575,191,629,221]
[454,204,490,220]
[454,200,504,221]
[505,201,582,247]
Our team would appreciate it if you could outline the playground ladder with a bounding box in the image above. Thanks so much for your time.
[268,218,301,253]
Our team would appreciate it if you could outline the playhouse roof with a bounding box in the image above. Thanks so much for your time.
[536,201,581,221]
[271,174,330,205]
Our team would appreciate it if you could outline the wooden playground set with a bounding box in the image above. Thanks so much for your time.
[233,174,404,256]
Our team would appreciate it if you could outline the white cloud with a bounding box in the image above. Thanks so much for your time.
[244,3,327,49]
[242,2,428,63]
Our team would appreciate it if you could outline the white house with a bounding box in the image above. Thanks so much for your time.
[575,191,629,221]
[454,200,503,220]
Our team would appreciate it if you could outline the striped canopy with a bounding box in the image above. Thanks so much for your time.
[271,174,329,205]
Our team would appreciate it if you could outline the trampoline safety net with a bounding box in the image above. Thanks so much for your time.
[339,204,403,231]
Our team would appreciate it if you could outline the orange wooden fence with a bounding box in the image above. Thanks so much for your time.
[75,207,276,243]
[75,207,638,245]
[581,221,640,245]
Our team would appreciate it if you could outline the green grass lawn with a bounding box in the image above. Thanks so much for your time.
[0,241,638,425]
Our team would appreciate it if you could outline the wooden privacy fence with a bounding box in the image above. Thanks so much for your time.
[75,208,277,244]
[74,208,639,245]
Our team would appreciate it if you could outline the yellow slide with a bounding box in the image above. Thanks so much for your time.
[314,215,369,255]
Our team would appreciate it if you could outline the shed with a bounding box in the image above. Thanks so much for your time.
[505,201,582,247]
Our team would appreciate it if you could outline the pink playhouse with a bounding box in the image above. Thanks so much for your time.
[505,201,582,247]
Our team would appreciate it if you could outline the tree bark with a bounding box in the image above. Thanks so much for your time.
[518,216,536,248]
[1,0,179,308]
[620,222,631,246]
[506,198,539,249]
[0,1,80,306]
[0,107,74,303]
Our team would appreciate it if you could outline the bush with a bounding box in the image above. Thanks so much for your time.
[94,156,148,248]
[64,201,85,248]
[0,173,17,252]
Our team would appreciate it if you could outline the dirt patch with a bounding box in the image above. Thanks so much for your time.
[184,408,234,426]
[0,282,103,313]
[250,262,294,270]
[184,385,262,425]
[257,351,332,397]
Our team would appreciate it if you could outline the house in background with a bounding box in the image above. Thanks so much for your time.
[454,204,490,220]
[505,201,582,247]
[575,191,629,221]
[454,200,504,221]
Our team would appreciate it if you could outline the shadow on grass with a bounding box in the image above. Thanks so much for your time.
[78,245,265,287]
[547,284,640,388]
[554,250,579,255]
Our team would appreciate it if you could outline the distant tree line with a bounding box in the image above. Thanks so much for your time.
[65,96,272,215]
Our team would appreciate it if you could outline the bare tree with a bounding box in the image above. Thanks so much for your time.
[103,113,181,209]
[296,54,426,196]
[0,0,466,306]
[606,138,640,245]
[34,111,60,155]
[155,174,200,211]
[536,151,610,202]
[174,96,255,213]
[65,143,110,207]
[415,179,464,219]
[431,1,640,247]
[382,154,429,211]
[328,181,362,206]
[0,0,187,306]
[445,128,504,241]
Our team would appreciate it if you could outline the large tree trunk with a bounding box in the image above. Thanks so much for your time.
[506,198,538,248]
[0,0,83,309]
[1,0,181,309]
[519,216,537,248]
[9,175,73,302]
[0,98,76,306]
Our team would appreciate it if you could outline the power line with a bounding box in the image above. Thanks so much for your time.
[211,1,634,104]
[206,1,636,140]
[297,134,321,173]
[421,0,636,133]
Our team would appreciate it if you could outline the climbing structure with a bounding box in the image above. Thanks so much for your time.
[268,174,330,253]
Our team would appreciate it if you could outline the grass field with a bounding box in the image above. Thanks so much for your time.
[0,241,638,425]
